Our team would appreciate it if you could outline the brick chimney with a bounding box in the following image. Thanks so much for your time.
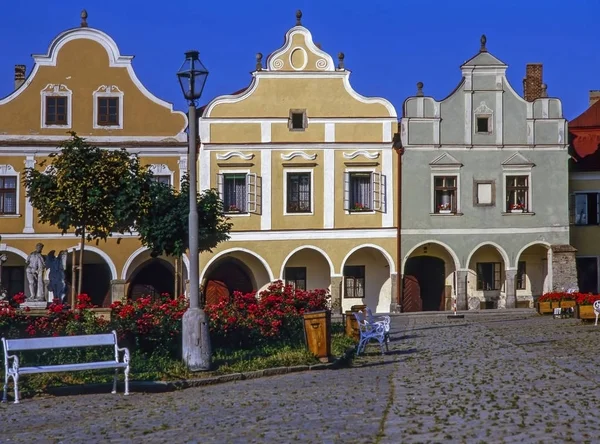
[590,91,600,107]
[523,63,543,101]
[14,65,26,90]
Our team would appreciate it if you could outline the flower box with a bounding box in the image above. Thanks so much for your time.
[510,209,523,213]
[439,210,452,214]
[537,301,552,314]
[575,304,598,320]
[560,300,577,309]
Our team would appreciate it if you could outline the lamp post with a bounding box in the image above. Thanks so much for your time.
[177,50,210,371]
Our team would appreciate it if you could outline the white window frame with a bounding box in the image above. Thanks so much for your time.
[473,101,494,135]
[0,164,20,217]
[502,171,532,214]
[93,85,124,130]
[283,168,314,216]
[40,84,72,129]
[149,164,175,186]
[430,172,461,215]
[217,169,253,217]
[343,167,380,215]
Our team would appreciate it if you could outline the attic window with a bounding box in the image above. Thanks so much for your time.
[476,116,491,134]
[289,109,307,131]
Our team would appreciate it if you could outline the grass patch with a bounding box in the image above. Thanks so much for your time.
[7,326,356,399]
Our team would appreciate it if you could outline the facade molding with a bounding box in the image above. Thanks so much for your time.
[339,243,395,274]
[279,245,335,279]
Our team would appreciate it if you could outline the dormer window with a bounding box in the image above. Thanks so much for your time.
[289,109,307,131]
[476,117,490,133]
[45,97,68,125]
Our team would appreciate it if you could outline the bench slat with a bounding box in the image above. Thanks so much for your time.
[19,361,127,374]
[4,333,116,352]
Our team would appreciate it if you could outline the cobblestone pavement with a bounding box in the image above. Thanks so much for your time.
[3,311,600,443]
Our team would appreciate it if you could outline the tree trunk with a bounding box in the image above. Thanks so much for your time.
[77,228,85,296]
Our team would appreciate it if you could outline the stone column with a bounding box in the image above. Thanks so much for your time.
[551,245,579,292]
[456,269,468,310]
[389,272,399,313]
[330,275,343,314]
[504,268,517,309]
[110,279,126,302]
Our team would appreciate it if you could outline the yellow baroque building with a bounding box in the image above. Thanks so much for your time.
[0,12,190,306]
[197,11,399,312]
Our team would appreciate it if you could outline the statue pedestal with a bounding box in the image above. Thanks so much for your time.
[21,301,47,310]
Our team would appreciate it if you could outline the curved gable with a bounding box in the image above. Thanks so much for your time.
[204,13,395,119]
[0,27,187,140]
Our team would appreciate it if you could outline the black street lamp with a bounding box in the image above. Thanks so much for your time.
[177,50,210,371]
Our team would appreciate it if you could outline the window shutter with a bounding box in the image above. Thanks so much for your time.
[246,173,257,213]
[568,193,575,225]
[372,172,386,212]
[343,172,350,211]
[217,173,224,200]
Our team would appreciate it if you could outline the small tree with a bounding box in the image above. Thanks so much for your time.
[136,175,232,295]
[24,132,153,297]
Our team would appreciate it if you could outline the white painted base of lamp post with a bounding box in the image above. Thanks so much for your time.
[182,307,212,371]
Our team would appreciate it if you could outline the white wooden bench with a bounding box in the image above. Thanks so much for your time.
[2,330,130,404]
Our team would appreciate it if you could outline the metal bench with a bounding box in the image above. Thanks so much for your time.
[353,312,388,355]
[2,330,130,404]
[365,307,391,343]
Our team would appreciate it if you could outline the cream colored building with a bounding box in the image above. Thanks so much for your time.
[198,12,399,312]
[0,12,190,306]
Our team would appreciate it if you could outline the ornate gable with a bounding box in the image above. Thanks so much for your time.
[502,152,536,168]
[265,11,335,72]
[429,152,463,168]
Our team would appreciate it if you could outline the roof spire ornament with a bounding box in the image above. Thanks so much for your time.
[255,53,263,71]
[80,9,88,27]
[337,52,345,70]
[416,82,424,97]
[480,34,487,52]
[541,83,548,98]
[296,10,302,26]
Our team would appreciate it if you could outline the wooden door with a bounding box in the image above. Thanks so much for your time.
[402,275,422,313]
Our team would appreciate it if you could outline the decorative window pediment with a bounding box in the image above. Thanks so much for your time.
[281,151,317,161]
[429,152,463,170]
[342,150,380,160]
[215,151,255,161]
[502,152,535,171]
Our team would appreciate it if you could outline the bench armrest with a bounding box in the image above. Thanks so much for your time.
[5,354,19,374]
[116,346,130,365]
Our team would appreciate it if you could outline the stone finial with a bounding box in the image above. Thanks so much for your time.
[81,9,88,27]
[480,34,487,52]
[541,83,548,98]
[315,42,322,49]
[416,82,424,97]
[296,10,302,26]
[255,52,263,71]
[337,52,345,70]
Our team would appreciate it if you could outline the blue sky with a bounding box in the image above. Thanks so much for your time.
[1,0,598,120]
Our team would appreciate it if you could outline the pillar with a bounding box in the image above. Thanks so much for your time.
[330,275,343,314]
[389,272,399,313]
[456,269,468,310]
[504,268,517,309]
[110,279,126,302]
[551,244,578,292]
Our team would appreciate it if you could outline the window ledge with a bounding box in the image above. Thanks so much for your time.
[430,212,464,216]
[501,212,536,216]
[0,214,21,218]
[284,212,315,216]
[225,212,251,217]
[346,210,376,215]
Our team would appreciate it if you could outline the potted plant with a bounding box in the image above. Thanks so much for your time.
[510,203,525,213]
[227,204,241,214]
[537,292,561,314]
[438,203,452,214]
[351,202,369,212]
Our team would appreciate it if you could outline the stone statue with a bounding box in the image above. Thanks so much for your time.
[0,253,7,300]
[47,250,67,302]
[26,243,46,302]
